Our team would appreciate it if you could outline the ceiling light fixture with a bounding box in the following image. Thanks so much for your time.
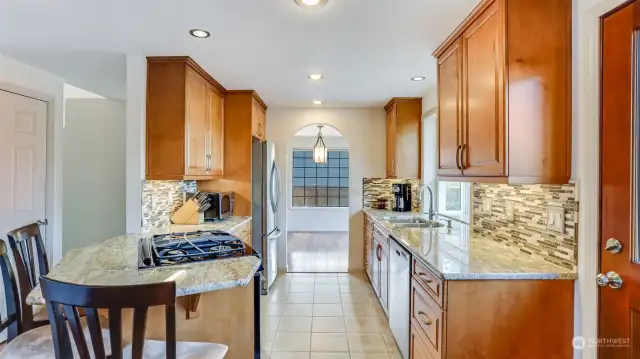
[309,74,324,80]
[411,76,426,81]
[295,0,328,7]
[189,29,210,38]
[313,100,323,105]
[313,125,328,164]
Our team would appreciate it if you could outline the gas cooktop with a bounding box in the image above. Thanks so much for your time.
[138,230,249,269]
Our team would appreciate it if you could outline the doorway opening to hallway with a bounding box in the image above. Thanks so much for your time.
[286,125,350,273]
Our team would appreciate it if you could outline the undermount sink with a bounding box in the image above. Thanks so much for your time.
[394,221,444,229]
[386,217,429,224]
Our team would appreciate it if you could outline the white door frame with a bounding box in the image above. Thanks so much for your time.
[0,82,58,267]
[575,0,624,358]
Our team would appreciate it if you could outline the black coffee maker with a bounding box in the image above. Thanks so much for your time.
[392,183,412,212]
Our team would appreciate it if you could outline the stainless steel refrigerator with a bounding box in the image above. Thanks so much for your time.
[252,139,281,294]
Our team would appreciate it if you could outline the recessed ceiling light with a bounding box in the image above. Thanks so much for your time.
[309,74,323,81]
[313,100,323,105]
[189,29,210,38]
[411,76,426,81]
[295,0,328,7]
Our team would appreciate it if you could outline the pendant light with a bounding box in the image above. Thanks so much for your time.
[313,125,328,164]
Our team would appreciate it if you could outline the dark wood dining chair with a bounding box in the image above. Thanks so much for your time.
[0,239,111,359]
[7,222,50,331]
[0,240,22,343]
[39,277,228,359]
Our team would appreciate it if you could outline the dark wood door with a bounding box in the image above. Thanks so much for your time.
[600,2,640,357]
[437,38,463,176]
[386,105,397,178]
[461,0,505,176]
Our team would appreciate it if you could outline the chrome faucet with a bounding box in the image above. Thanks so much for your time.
[419,184,436,220]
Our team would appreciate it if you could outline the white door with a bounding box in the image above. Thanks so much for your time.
[0,89,48,245]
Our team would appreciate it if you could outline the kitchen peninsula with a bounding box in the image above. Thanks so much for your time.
[26,217,260,359]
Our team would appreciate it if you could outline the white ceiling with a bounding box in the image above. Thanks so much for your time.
[0,0,476,107]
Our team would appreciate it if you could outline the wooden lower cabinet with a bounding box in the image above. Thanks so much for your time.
[409,266,574,359]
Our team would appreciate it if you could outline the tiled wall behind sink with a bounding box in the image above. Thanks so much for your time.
[472,182,577,270]
[362,178,422,211]
[141,180,197,230]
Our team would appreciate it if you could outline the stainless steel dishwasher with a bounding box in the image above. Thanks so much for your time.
[389,238,410,359]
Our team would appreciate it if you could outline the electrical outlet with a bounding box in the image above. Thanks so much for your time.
[546,205,565,233]
[482,197,492,215]
[151,194,158,210]
[505,200,515,222]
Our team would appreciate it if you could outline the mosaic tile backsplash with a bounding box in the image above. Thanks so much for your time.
[472,182,578,270]
[362,178,422,211]
[142,180,197,230]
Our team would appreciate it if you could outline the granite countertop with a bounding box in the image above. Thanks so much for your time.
[363,208,577,280]
[27,217,259,305]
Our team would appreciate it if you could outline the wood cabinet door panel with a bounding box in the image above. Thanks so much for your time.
[396,100,422,178]
[379,244,389,312]
[461,1,506,176]
[371,237,381,296]
[207,85,224,177]
[437,39,463,176]
[185,67,209,176]
[386,105,397,177]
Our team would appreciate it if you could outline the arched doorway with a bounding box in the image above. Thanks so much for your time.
[286,124,349,273]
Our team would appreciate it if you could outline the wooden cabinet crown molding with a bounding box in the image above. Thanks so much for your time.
[384,97,421,111]
[147,56,227,95]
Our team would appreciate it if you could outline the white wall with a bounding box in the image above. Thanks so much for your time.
[125,54,147,234]
[267,108,386,271]
[287,135,350,232]
[62,98,126,253]
[0,52,65,264]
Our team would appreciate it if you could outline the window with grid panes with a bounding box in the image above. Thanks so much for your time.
[292,149,349,207]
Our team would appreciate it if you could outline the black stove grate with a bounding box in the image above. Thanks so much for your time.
[138,230,247,269]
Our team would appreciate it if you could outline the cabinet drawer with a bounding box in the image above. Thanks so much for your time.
[411,322,436,359]
[411,279,445,359]
[412,259,445,308]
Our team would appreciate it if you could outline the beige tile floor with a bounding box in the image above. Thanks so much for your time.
[287,232,349,273]
[260,272,402,359]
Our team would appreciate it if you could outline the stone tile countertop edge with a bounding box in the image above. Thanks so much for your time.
[363,208,577,281]
[27,217,260,305]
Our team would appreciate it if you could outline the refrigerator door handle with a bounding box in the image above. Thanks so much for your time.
[274,161,282,210]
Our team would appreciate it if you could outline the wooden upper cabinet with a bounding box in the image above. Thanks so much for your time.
[207,83,224,176]
[385,104,397,177]
[252,96,267,141]
[433,0,572,184]
[185,67,209,176]
[461,1,505,177]
[437,38,463,176]
[146,56,226,180]
[385,98,422,179]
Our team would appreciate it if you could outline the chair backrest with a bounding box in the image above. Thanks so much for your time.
[40,277,177,359]
[0,240,23,342]
[7,223,50,291]
[7,223,50,331]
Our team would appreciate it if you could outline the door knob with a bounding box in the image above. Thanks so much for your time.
[596,271,623,289]
[605,238,623,254]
